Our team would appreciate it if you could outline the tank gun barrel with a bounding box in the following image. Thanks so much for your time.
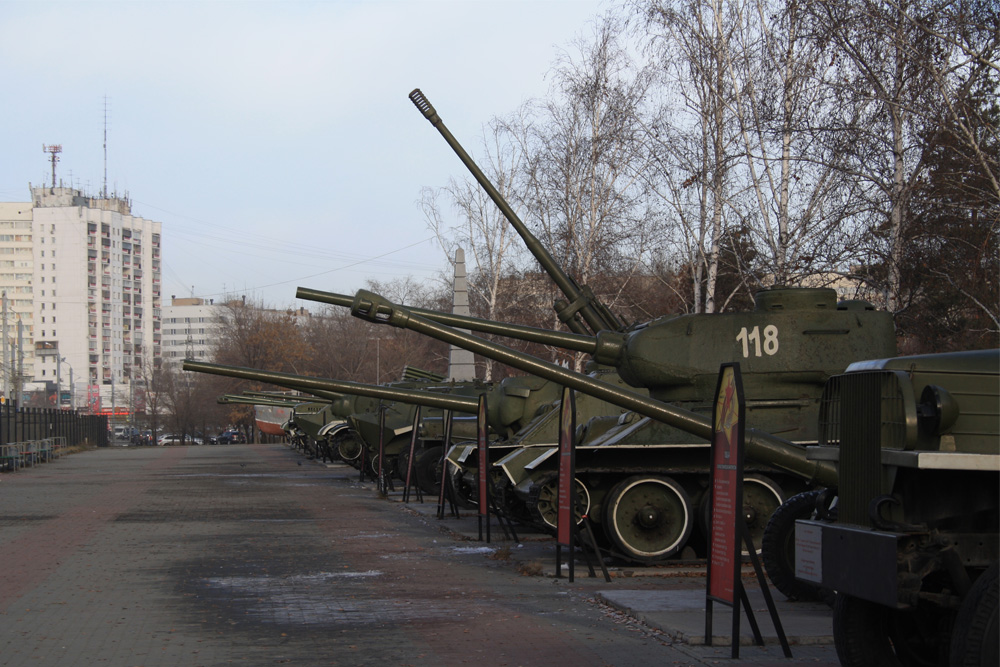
[184,360,480,413]
[350,290,839,487]
[242,390,335,403]
[296,286,611,356]
[408,88,622,336]
[218,394,323,407]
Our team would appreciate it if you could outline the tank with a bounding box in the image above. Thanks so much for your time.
[297,286,647,515]
[348,289,899,564]
[185,360,487,481]
[791,349,999,665]
[184,360,574,494]
[400,91,903,562]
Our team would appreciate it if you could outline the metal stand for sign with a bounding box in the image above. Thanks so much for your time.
[475,395,517,544]
[375,403,393,495]
[705,363,790,659]
[553,388,610,583]
[402,407,423,504]
[436,411,461,519]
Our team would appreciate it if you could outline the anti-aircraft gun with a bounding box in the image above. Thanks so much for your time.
[348,289,897,567]
[408,88,623,338]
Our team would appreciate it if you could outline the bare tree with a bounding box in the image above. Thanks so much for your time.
[635,0,745,313]
[524,14,659,328]
[713,0,864,287]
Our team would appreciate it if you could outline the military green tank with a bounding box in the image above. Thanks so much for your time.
[349,289,896,564]
[401,91,903,561]
[185,361,574,495]
[297,286,642,515]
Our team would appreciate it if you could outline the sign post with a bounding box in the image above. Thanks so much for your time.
[477,394,489,542]
[705,363,790,658]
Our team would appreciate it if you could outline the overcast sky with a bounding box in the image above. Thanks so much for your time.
[1,0,609,308]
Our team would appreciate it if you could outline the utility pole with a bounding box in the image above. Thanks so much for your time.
[16,319,23,404]
[2,292,7,399]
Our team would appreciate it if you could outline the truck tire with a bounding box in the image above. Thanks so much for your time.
[949,561,999,667]
[761,490,832,602]
[834,593,940,667]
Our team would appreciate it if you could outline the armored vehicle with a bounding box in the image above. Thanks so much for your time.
[186,361,574,495]
[348,289,897,563]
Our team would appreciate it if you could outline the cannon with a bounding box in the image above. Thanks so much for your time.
[184,361,576,494]
[185,360,487,478]
[348,288,898,565]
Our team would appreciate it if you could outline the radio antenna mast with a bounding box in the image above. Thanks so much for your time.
[103,96,109,198]
[43,144,62,188]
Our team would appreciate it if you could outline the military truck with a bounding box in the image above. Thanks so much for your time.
[791,349,999,666]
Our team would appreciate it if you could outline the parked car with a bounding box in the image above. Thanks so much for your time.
[157,434,186,446]
[215,430,246,445]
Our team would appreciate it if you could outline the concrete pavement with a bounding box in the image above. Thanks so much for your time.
[0,443,842,666]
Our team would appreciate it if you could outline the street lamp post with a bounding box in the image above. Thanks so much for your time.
[59,357,74,410]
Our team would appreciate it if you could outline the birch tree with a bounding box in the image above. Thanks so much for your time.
[523,14,659,325]
[635,0,743,313]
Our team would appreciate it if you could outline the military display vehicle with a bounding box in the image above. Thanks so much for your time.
[218,394,337,459]
[185,361,579,496]
[348,289,898,563]
[791,349,999,666]
[400,90,904,563]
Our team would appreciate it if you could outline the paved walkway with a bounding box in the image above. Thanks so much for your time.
[0,444,840,666]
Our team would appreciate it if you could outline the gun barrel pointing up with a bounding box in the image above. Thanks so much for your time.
[408,88,622,336]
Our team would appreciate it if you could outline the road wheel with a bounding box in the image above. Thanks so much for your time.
[532,476,590,529]
[336,431,363,465]
[834,593,942,667]
[761,490,833,602]
[949,561,999,667]
[741,474,784,554]
[603,475,692,563]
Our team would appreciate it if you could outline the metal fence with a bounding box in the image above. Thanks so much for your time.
[0,404,109,449]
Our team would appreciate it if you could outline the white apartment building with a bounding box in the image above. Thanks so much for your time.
[161,297,226,366]
[0,186,162,412]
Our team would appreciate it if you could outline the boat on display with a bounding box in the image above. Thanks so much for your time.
[255,403,292,436]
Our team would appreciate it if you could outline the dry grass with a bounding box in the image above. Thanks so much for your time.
[518,560,545,577]
[488,544,512,561]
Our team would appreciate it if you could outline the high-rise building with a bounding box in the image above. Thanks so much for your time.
[0,185,162,411]
[161,297,226,367]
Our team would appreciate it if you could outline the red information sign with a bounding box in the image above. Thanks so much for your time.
[556,387,576,547]
[708,364,745,604]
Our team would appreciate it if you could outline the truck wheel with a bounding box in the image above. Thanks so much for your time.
[834,594,940,667]
[949,561,999,667]
[603,475,692,562]
[761,490,833,602]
